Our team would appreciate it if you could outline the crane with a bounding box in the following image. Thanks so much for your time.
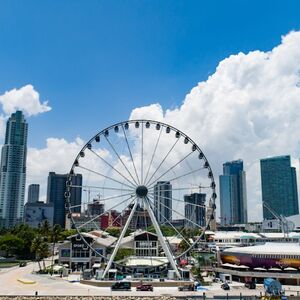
[262,201,293,239]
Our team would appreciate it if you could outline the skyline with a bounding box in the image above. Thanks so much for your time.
[1,2,300,221]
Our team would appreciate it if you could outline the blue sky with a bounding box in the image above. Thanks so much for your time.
[0,0,300,148]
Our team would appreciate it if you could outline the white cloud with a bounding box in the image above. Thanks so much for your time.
[0,84,51,117]
[26,137,85,202]
[130,31,300,221]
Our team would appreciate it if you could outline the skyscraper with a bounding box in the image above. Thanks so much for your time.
[184,193,206,228]
[0,111,28,228]
[27,184,40,203]
[219,159,247,225]
[260,155,299,219]
[47,172,82,228]
[153,181,172,223]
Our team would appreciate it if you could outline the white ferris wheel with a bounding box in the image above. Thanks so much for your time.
[65,120,216,279]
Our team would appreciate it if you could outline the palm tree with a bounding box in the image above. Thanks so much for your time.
[40,220,51,238]
[31,236,43,271]
[39,241,50,270]
[50,224,62,272]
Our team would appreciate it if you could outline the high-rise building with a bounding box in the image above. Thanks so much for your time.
[260,155,299,219]
[47,172,82,228]
[0,111,28,228]
[24,201,53,228]
[219,159,247,225]
[153,181,172,223]
[184,193,206,228]
[27,184,40,203]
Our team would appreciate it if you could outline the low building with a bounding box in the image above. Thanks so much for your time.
[58,231,116,271]
[218,242,300,285]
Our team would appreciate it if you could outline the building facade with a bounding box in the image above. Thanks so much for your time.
[260,155,299,219]
[153,181,172,223]
[0,111,28,228]
[24,201,54,228]
[219,159,248,225]
[47,172,82,228]
[184,193,206,227]
[27,184,40,203]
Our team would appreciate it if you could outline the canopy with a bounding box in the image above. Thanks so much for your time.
[254,267,267,271]
[92,263,101,268]
[268,267,282,271]
[284,267,297,271]
[236,265,249,269]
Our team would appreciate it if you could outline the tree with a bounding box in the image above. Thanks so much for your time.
[0,234,24,257]
[40,220,51,238]
[50,224,62,272]
[31,236,43,271]
[178,239,190,253]
[105,227,121,237]
[115,248,134,261]
[39,241,50,270]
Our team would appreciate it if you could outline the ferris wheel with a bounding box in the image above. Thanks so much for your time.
[65,120,216,279]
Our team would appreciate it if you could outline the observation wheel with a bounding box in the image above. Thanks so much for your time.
[65,120,216,279]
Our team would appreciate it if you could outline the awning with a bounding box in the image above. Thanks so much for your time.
[92,263,101,268]
[268,267,282,271]
[221,263,236,268]
[236,265,249,269]
[253,267,267,271]
[284,267,297,271]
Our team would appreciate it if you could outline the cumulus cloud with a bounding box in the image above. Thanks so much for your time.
[0,84,51,117]
[26,137,85,202]
[130,31,300,221]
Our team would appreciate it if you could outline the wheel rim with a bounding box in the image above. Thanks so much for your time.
[65,120,217,278]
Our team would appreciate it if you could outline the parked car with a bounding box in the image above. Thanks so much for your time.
[111,281,131,291]
[245,282,256,289]
[221,283,230,290]
[136,284,153,291]
[19,262,27,267]
[178,284,194,291]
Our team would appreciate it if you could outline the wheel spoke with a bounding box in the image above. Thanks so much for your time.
[147,151,194,187]
[89,148,137,188]
[105,133,139,186]
[141,122,144,184]
[144,126,162,186]
[68,192,134,210]
[147,167,205,190]
[147,186,211,193]
[77,165,136,190]
[76,195,134,229]
[144,138,180,186]
[70,184,134,192]
[147,197,191,247]
[121,124,141,184]
[148,192,206,209]
[147,194,202,229]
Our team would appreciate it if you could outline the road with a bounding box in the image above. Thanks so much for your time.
[1,262,300,297]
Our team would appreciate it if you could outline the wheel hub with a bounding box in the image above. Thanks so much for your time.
[136,185,148,198]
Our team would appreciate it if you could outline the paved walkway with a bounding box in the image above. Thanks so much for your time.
[1,262,300,297]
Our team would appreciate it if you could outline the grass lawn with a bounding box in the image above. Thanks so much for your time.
[0,262,19,268]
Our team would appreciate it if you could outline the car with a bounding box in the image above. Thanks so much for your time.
[221,283,230,290]
[19,262,27,267]
[178,284,194,291]
[245,282,256,289]
[136,284,153,291]
[111,281,131,291]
